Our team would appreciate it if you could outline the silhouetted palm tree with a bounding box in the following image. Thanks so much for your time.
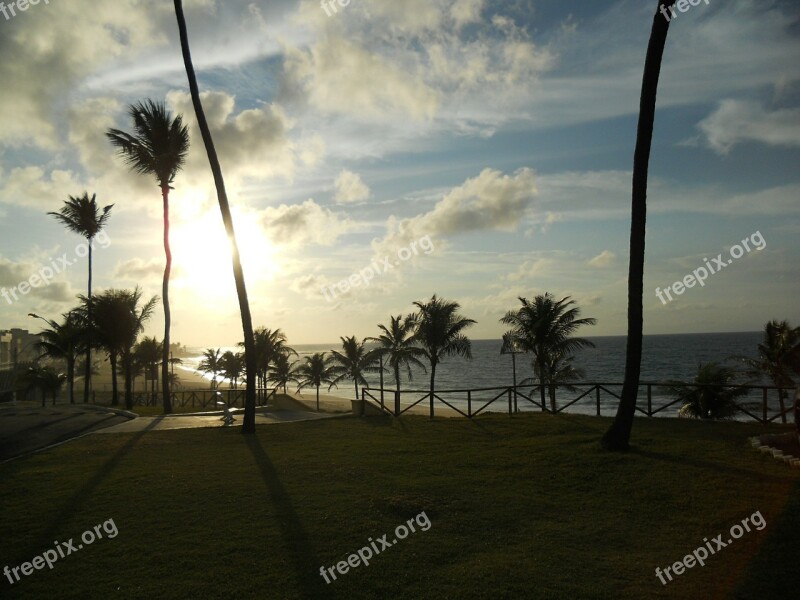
[328,336,382,401]
[246,328,296,391]
[20,365,65,406]
[413,295,476,417]
[106,100,189,415]
[501,294,595,412]
[48,193,112,403]
[81,288,157,408]
[670,363,748,420]
[134,336,162,401]
[269,353,298,394]
[295,353,336,411]
[31,311,85,404]
[602,0,678,451]
[367,314,427,413]
[737,320,800,425]
[220,351,245,389]
[173,0,258,433]
[199,348,223,389]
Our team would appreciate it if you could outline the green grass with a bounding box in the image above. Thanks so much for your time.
[0,414,797,599]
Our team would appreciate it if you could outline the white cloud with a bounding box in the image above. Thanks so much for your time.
[261,199,355,247]
[697,100,800,154]
[334,170,370,204]
[588,250,616,268]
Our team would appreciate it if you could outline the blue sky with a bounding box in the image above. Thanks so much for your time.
[0,0,798,346]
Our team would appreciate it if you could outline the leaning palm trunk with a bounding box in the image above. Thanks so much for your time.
[602,0,676,451]
[84,245,92,403]
[162,183,173,414]
[174,0,258,433]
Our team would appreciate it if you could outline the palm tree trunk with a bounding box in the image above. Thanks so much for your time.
[124,356,134,411]
[174,0,257,433]
[538,356,547,412]
[67,357,75,404]
[110,353,119,406]
[84,242,92,403]
[602,0,676,451]
[161,184,173,415]
[794,387,799,443]
[429,362,437,419]
[395,364,402,416]
[316,386,320,412]
[354,380,359,401]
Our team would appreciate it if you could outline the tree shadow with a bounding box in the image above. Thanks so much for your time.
[631,447,791,483]
[244,434,331,599]
[15,417,163,561]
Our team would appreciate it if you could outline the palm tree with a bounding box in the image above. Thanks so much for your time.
[521,350,586,411]
[30,311,85,405]
[328,336,382,401]
[48,193,113,404]
[413,295,476,418]
[134,336,162,402]
[737,320,800,425]
[500,294,596,412]
[670,363,748,420]
[602,0,678,451]
[246,328,296,391]
[173,0,258,433]
[198,348,223,389]
[269,353,298,394]
[19,365,65,406]
[106,100,189,415]
[81,288,157,408]
[367,314,427,414]
[295,353,336,411]
[220,351,245,389]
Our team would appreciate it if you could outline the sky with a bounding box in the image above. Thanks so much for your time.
[0,0,798,347]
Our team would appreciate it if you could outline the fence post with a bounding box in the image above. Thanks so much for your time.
[508,388,512,416]
[429,392,434,420]
[468,390,472,418]
[647,384,652,417]
[595,386,600,416]
[762,387,768,424]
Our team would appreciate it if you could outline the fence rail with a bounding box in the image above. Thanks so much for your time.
[361,382,799,424]
[88,388,277,410]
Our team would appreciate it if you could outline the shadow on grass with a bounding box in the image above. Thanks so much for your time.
[244,434,331,599]
[631,448,791,483]
[15,417,163,562]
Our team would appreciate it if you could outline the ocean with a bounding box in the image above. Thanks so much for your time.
[184,331,781,418]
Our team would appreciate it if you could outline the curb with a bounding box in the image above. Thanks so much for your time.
[749,435,800,469]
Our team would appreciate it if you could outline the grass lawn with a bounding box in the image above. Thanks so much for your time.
[0,413,797,599]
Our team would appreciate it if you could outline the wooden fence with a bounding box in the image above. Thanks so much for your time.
[361,382,799,424]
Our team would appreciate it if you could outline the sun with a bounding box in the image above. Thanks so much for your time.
[171,209,278,297]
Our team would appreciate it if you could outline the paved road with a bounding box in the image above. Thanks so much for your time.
[0,403,348,461]
[0,403,131,461]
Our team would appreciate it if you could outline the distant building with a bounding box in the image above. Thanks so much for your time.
[0,328,40,366]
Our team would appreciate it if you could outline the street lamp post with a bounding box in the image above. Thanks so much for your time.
[501,333,526,413]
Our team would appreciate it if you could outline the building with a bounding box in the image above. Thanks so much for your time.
[0,328,40,367]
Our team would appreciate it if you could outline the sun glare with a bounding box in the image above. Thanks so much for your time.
[171,210,278,296]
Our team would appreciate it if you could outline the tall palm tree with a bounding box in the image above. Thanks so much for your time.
[500,294,596,412]
[245,328,296,391]
[413,295,476,417]
[367,314,427,414]
[269,353,298,394]
[30,311,85,405]
[670,363,748,420]
[48,193,113,404]
[81,288,158,408]
[106,100,189,415]
[602,0,678,451]
[173,0,258,433]
[737,320,800,425]
[198,348,223,389]
[295,353,337,411]
[220,351,245,389]
[328,336,382,401]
